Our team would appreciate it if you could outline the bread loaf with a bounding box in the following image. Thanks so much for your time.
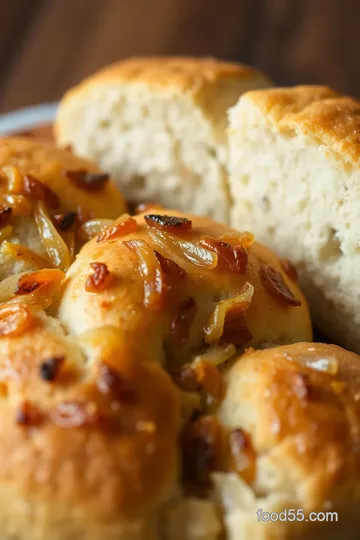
[227,86,360,351]
[56,57,270,222]
[0,207,312,539]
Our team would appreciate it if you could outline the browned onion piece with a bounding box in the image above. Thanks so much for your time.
[219,231,255,249]
[144,214,192,233]
[24,174,60,209]
[0,269,65,309]
[154,251,185,280]
[97,214,137,243]
[1,194,33,216]
[200,236,248,274]
[171,297,196,345]
[124,239,165,310]
[16,400,43,426]
[261,264,301,307]
[34,201,71,271]
[0,304,33,337]
[77,218,114,242]
[147,228,218,271]
[205,282,254,346]
[53,212,77,231]
[76,205,94,226]
[85,262,112,293]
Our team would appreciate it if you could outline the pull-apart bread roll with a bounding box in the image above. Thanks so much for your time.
[212,342,360,539]
[0,137,126,280]
[0,208,311,539]
[55,57,270,221]
[228,86,360,351]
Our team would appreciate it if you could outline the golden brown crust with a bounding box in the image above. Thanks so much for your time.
[0,137,126,218]
[63,56,269,97]
[220,342,360,511]
[0,311,179,538]
[59,208,312,357]
[244,85,360,166]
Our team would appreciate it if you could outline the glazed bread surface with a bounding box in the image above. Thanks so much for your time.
[56,56,270,222]
[0,137,126,278]
[0,207,312,540]
[214,342,360,539]
[228,86,360,351]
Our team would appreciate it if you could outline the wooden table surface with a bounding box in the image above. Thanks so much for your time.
[1,0,360,114]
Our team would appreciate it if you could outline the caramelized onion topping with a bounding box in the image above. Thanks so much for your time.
[124,239,165,309]
[53,211,77,231]
[0,225,12,243]
[39,356,65,382]
[34,201,71,270]
[280,258,299,282]
[154,251,185,280]
[229,428,256,484]
[182,415,223,486]
[24,174,60,209]
[144,214,192,233]
[0,304,33,337]
[171,297,196,345]
[1,269,64,309]
[148,228,218,271]
[66,169,109,191]
[193,344,236,367]
[200,236,248,274]
[219,231,254,249]
[97,215,137,243]
[261,264,301,307]
[205,282,254,346]
[97,363,137,403]
[85,262,112,293]
[0,207,12,228]
[16,400,43,427]
[51,401,99,428]
[0,241,50,269]
[76,205,94,226]
[1,194,33,216]
[1,165,23,194]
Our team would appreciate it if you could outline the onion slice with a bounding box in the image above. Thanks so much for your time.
[0,269,65,309]
[147,228,218,271]
[205,282,254,346]
[34,201,71,271]
[124,239,165,310]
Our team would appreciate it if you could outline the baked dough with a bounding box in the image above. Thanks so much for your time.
[55,57,270,222]
[0,137,126,278]
[214,341,360,539]
[0,208,312,539]
[227,86,360,352]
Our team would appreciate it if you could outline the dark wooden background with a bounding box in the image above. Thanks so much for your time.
[1,0,360,113]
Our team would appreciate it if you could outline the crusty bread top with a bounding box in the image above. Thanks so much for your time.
[221,341,360,509]
[66,56,269,96]
[0,137,126,218]
[239,85,360,167]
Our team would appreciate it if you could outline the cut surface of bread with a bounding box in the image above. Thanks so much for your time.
[56,57,270,222]
[228,86,360,352]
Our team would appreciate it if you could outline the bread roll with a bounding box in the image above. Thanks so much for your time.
[0,137,126,279]
[228,86,360,351]
[55,57,270,222]
[0,208,312,539]
[213,342,360,539]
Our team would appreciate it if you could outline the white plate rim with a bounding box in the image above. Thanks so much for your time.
[0,103,58,136]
